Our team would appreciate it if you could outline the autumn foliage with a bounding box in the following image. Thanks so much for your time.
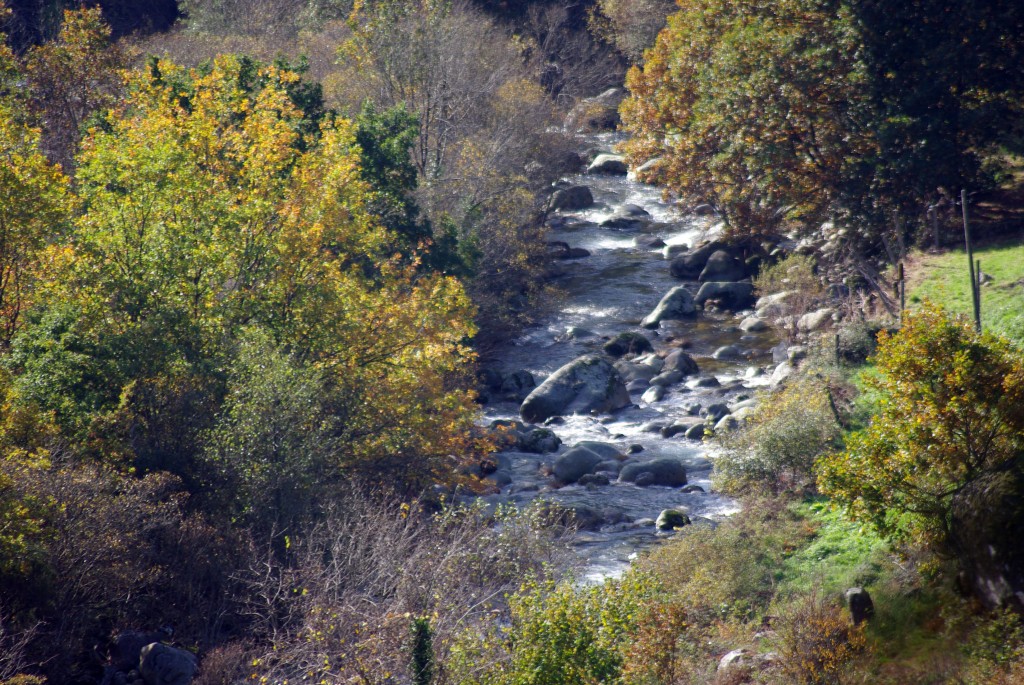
[0,10,495,679]
[818,304,1024,545]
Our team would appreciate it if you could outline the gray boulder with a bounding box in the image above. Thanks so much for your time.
[845,587,875,625]
[712,344,743,360]
[552,445,605,484]
[663,243,689,260]
[619,459,687,487]
[587,154,629,175]
[705,403,730,422]
[604,332,653,357]
[699,250,748,282]
[520,355,631,423]
[139,643,197,685]
[669,241,726,280]
[500,370,536,401]
[950,458,1024,610]
[797,307,836,333]
[110,628,174,674]
[694,281,756,310]
[684,423,706,440]
[614,359,659,383]
[770,361,794,386]
[594,459,624,474]
[641,286,697,328]
[756,291,794,318]
[739,316,769,332]
[718,648,753,673]
[600,204,651,229]
[650,370,684,387]
[575,441,624,460]
[714,415,741,433]
[566,88,625,133]
[519,428,561,454]
[656,508,691,531]
[641,385,665,403]
[550,185,594,211]
[660,422,697,438]
[662,349,700,376]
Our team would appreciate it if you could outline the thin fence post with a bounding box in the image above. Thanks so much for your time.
[961,190,980,331]
[976,259,982,329]
[898,261,905,323]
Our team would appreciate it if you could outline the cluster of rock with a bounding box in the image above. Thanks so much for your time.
[100,628,197,685]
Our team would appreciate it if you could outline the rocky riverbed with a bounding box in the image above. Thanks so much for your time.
[474,133,792,581]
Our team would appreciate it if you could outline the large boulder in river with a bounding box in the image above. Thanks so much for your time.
[551,185,594,211]
[553,446,604,484]
[669,241,726,280]
[600,204,651,229]
[603,332,654,357]
[950,458,1024,610]
[699,250,749,282]
[619,458,688,487]
[662,348,700,376]
[694,281,756,311]
[587,154,629,175]
[520,355,631,423]
[641,286,697,328]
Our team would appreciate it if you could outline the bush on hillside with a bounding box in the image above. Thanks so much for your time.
[715,377,843,494]
[817,303,1024,547]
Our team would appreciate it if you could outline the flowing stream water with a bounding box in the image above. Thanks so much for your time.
[477,134,781,582]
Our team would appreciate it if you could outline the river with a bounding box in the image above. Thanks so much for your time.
[477,133,781,582]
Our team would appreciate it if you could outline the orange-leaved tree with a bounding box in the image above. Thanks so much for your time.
[620,0,876,235]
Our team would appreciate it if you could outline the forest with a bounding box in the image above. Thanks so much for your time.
[1,1,1024,684]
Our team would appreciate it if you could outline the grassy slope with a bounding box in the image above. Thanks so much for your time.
[905,242,1024,344]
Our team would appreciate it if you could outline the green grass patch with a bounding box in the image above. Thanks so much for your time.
[907,244,1024,344]
[778,498,889,595]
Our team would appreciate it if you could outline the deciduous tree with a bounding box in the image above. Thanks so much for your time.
[817,304,1024,545]
[7,55,482,489]
[622,0,875,236]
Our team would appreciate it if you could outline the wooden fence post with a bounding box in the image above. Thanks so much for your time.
[961,189,981,332]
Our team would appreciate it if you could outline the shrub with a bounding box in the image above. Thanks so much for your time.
[242,497,575,684]
[817,303,1024,546]
[771,590,867,685]
[452,573,660,685]
[640,498,815,625]
[959,608,1024,685]
[715,377,843,494]
[754,253,826,333]
[834,320,884,364]
[590,0,676,64]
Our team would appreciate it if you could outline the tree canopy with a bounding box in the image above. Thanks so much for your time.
[818,304,1024,546]
[4,53,481,491]
[622,0,1024,247]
